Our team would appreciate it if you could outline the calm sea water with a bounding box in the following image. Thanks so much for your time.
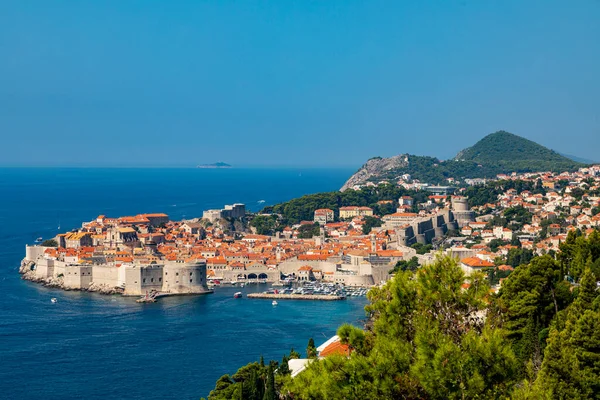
[0,167,368,400]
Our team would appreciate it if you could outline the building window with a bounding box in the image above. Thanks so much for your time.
[190,272,192,276]
[159,278,162,282]
[143,278,146,283]
[150,278,154,283]
[176,272,179,276]
[189,279,193,283]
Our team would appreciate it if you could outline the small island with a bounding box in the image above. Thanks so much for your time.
[196,162,232,169]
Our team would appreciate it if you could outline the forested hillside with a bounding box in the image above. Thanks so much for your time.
[455,131,583,172]
[255,184,427,228]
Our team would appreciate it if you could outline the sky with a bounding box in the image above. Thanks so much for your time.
[1,0,599,167]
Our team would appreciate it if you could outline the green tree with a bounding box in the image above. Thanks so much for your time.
[527,267,600,398]
[362,216,382,235]
[250,215,279,235]
[288,348,300,359]
[297,223,320,239]
[41,239,58,247]
[390,256,420,273]
[278,354,290,376]
[263,363,276,400]
[284,255,520,399]
[497,255,573,370]
[306,338,317,358]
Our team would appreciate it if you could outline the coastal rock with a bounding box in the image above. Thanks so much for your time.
[340,155,408,191]
[87,282,124,295]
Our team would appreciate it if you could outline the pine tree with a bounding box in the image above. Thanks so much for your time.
[278,354,290,375]
[288,348,300,359]
[263,363,276,400]
[575,265,597,310]
[306,337,317,358]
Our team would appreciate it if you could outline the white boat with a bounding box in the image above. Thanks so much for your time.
[272,300,278,306]
[50,298,57,303]
[234,292,243,298]
[35,237,43,243]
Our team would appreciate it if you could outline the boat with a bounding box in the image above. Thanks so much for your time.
[35,237,43,243]
[50,298,57,303]
[234,292,243,298]
[240,283,245,288]
[272,300,278,306]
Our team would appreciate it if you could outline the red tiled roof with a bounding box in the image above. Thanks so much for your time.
[319,340,351,357]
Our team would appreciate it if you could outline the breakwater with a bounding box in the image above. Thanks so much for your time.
[247,293,345,301]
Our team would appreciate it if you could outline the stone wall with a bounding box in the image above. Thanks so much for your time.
[63,265,93,289]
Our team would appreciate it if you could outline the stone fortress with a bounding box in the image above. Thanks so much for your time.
[386,196,475,246]
[23,245,209,296]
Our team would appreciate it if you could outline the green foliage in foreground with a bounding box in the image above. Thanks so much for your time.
[207,235,600,399]
[285,256,520,399]
[205,354,291,400]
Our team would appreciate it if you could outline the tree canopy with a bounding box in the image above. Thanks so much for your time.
[206,234,600,399]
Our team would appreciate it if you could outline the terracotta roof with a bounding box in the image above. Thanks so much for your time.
[319,339,351,357]
[461,257,494,268]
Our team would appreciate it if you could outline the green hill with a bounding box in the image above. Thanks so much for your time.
[455,131,583,172]
[341,131,586,189]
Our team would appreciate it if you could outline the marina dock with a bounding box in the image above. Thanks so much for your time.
[247,293,345,301]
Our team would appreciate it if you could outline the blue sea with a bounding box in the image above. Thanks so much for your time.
[0,167,368,400]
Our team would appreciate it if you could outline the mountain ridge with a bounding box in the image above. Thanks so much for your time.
[340,131,586,191]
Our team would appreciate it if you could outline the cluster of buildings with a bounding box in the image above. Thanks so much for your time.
[23,165,600,296]
[455,167,600,257]
[23,207,403,296]
[341,165,600,283]
[313,206,373,224]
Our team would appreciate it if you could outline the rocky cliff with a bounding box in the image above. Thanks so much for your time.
[340,155,408,191]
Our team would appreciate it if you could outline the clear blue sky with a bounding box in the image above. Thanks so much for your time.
[1,1,599,167]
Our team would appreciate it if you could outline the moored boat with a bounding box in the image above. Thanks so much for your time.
[234,292,243,298]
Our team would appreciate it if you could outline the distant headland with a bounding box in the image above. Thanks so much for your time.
[196,162,232,169]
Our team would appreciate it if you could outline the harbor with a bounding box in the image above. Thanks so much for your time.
[247,281,369,301]
[247,293,345,301]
